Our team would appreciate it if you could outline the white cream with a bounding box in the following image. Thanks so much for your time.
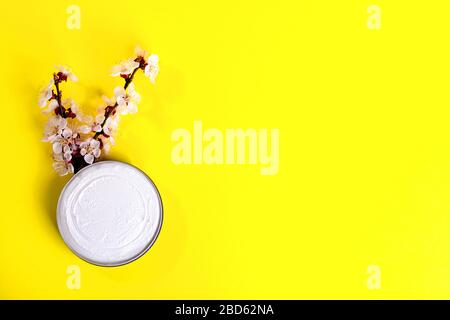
[57,161,163,266]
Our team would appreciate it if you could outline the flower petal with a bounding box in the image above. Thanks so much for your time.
[93,148,101,158]
[64,152,72,161]
[67,163,74,174]
[84,154,94,164]
[114,86,125,97]
[79,125,91,134]
[127,102,138,114]
[53,142,63,154]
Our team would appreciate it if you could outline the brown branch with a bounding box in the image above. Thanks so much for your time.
[93,66,140,140]
[72,58,144,173]
[53,73,66,118]
[125,67,138,89]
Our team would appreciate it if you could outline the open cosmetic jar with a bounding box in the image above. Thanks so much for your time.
[57,161,163,266]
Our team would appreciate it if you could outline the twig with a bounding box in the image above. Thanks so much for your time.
[93,66,140,139]
[53,73,66,118]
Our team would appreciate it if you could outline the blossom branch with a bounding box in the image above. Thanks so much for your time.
[93,59,142,140]
[53,75,64,117]
[52,69,77,119]
[39,47,159,176]
[125,66,139,89]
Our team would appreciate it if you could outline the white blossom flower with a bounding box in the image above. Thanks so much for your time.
[80,138,101,164]
[111,59,139,77]
[63,98,77,112]
[63,149,72,161]
[38,79,54,108]
[114,83,140,115]
[144,54,159,83]
[42,99,59,114]
[43,116,67,143]
[99,135,115,154]
[65,122,83,143]
[97,117,118,154]
[79,114,105,134]
[57,66,78,82]
[103,116,118,136]
[133,46,159,83]
[52,159,74,176]
[52,126,80,161]
[135,45,148,58]
[93,114,106,132]
[52,141,73,161]
[102,95,116,107]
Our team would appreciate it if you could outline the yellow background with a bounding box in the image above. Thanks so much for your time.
[1,0,450,299]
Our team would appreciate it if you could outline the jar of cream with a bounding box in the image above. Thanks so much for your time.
[57,161,163,266]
